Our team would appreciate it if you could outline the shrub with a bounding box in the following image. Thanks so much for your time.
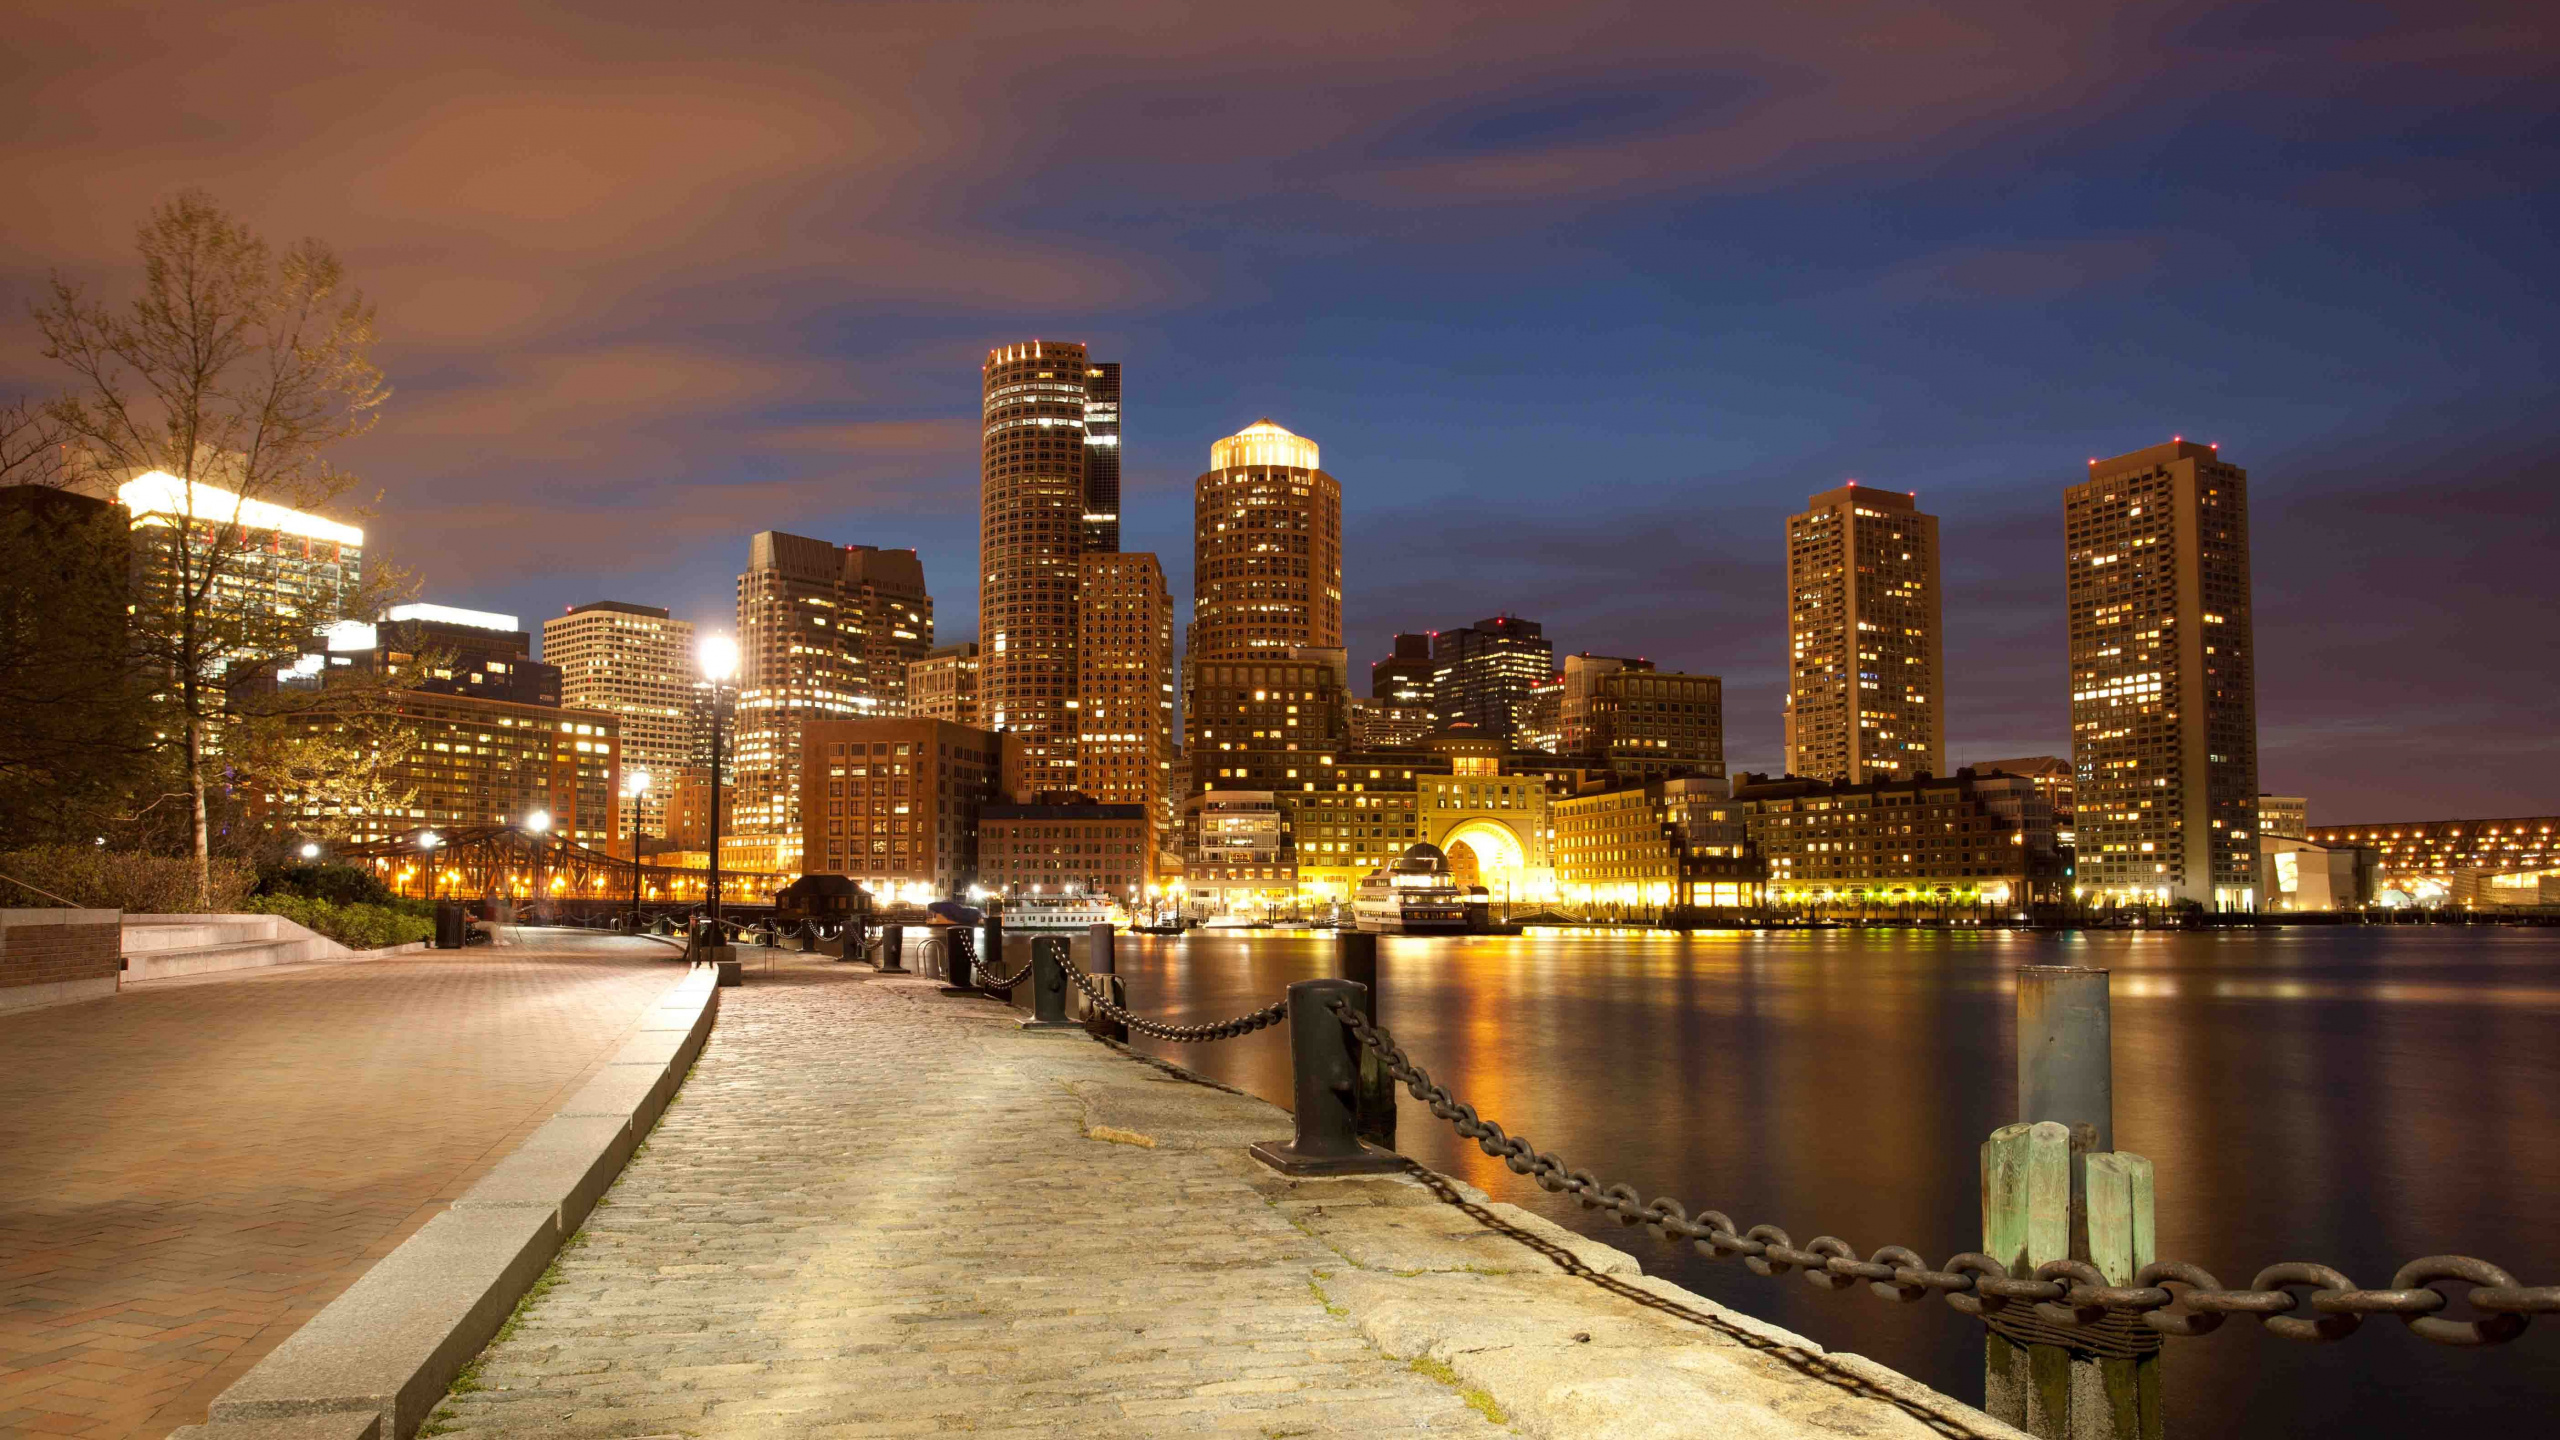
[259,863,395,907]
[0,845,256,913]
[244,893,434,950]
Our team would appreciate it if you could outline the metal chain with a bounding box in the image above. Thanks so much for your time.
[1328,999,2559,1348]
[1058,955,1289,1042]
[974,948,1036,989]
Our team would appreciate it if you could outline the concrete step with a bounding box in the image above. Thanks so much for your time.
[122,913,354,981]
[123,918,286,954]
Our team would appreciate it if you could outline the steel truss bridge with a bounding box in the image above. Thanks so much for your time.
[335,825,789,918]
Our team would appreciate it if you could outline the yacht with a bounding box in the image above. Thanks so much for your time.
[999,894,1119,931]
[1352,844,1471,934]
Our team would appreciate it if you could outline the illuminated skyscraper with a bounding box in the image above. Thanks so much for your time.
[1783,484,1943,783]
[1188,420,1342,660]
[2066,440,2258,909]
[907,642,982,727]
[543,601,696,838]
[1082,361,1122,553]
[981,341,1101,794]
[1076,551,1173,878]
[1430,616,1551,743]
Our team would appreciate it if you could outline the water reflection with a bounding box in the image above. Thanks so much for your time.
[1110,927,2560,1438]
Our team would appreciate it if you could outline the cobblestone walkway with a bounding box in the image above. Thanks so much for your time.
[0,934,684,1440]
[427,959,1508,1439]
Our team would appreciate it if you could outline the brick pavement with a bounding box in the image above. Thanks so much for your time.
[0,933,686,1440]
[427,958,1510,1439]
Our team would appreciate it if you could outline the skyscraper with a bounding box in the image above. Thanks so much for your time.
[1430,616,1551,742]
[1784,484,1944,783]
[1077,550,1174,876]
[1189,420,1342,660]
[542,601,696,838]
[1370,632,1436,710]
[2066,440,2258,909]
[981,340,1099,794]
[907,642,982,727]
[732,531,932,842]
[1082,361,1121,553]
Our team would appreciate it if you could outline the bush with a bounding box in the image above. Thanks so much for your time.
[244,893,434,950]
[259,863,396,907]
[0,845,256,913]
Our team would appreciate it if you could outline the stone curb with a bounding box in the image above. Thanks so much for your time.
[167,965,721,1440]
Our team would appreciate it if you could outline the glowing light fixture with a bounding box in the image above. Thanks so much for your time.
[526,810,552,834]
[1210,419,1318,472]
[698,634,740,682]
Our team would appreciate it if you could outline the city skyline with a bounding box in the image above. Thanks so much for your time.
[5,4,2552,822]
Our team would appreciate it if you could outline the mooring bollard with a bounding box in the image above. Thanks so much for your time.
[1336,930,1396,1146]
[878,923,905,973]
[1986,965,2158,1440]
[1248,978,1405,1175]
[938,924,978,995]
[1084,923,1128,1044]
[1020,935,1076,1029]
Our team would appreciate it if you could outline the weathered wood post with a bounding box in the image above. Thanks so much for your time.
[1987,966,2160,1440]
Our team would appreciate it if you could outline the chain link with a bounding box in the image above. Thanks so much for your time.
[1056,955,1289,1042]
[1328,998,2555,1349]
[974,948,1036,990]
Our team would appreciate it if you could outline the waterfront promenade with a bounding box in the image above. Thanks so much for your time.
[426,954,2013,1439]
[0,934,684,1440]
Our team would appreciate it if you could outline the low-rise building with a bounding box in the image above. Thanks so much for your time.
[2262,834,2377,911]
[2306,816,2560,898]
[1972,756,2077,849]
[1554,775,1763,912]
[980,795,1151,903]
[800,718,1001,899]
[1182,790,1293,916]
[1734,767,2065,913]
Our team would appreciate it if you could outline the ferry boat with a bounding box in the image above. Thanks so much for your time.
[998,894,1120,931]
[1352,844,1472,934]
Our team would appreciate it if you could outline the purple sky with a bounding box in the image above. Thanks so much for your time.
[6,0,2554,822]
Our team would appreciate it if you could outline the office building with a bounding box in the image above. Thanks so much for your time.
[1370,632,1436,712]
[304,603,557,706]
[908,643,982,727]
[1180,791,1293,916]
[542,601,695,838]
[2066,441,2258,908]
[981,340,1110,795]
[108,465,364,675]
[2258,795,2308,839]
[732,531,932,839]
[278,695,621,848]
[1349,698,1435,749]
[1784,483,1943,784]
[1734,768,2064,912]
[2306,816,2558,897]
[1972,755,2077,850]
[1189,420,1342,660]
[1430,616,1552,743]
[1518,675,1563,753]
[980,796,1150,901]
[800,718,1001,896]
[1184,647,1351,794]
[1557,653,1723,779]
[1077,552,1173,881]
[1082,361,1122,552]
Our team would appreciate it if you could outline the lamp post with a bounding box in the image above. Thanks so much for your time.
[418,831,441,900]
[625,768,652,930]
[525,809,552,921]
[698,635,740,939]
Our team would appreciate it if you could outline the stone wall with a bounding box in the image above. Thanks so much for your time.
[0,908,122,1014]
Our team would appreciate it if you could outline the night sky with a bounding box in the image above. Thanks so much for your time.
[6,1,2554,821]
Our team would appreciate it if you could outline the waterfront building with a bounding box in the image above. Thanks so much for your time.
[2258,794,2308,839]
[1413,726,1556,901]
[2066,441,2259,909]
[1971,755,2077,849]
[1184,647,1351,794]
[1553,775,1762,911]
[542,601,695,838]
[1430,616,1552,743]
[908,643,982,727]
[2305,816,2559,899]
[982,340,1108,795]
[1180,791,1293,916]
[1189,419,1343,660]
[1733,767,2065,912]
[1557,653,1724,780]
[1082,361,1122,552]
[2261,833,2378,911]
[1784,483,1943,784]
[732,531,932,841]
[798,717,1001,897]
[979,795,1150,902]
[1077,552,1173,883]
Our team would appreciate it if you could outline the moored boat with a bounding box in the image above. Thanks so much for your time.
[1352,843,1471,934]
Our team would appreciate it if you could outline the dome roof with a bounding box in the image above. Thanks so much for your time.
[1211,418,1319,472]
[1392,842,1450,872]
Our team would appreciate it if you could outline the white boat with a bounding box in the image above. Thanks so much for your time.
[1353,844,1472,934]
[1000,895,1119,931]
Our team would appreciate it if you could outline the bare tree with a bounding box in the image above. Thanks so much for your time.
[36,191,387,902]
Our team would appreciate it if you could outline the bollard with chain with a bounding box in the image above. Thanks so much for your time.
[938,923,978,995]
[1084,922,1128,1044]
[878,923,905,973]
[1020,935,1076,1030]
[1248,979,1404,1175]
[1336,930,1395,1145]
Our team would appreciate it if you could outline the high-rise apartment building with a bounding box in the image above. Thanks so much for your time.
[1185,648,1351,794]
[1558,654,1724,780]
[908,643,982,727]
[1082,361,1122,553]
[2065,440,2258,909]
[542,601,696,837]
[732,531,932,841]
[1430,616,1552,743]
[1077,551,1174,879]
[981,340,1105,794]
[1189,420,1342,660]
[1784,484,1944,783]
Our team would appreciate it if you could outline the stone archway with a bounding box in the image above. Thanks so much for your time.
[1446,840,1482,889]
[1440,818,1526,892]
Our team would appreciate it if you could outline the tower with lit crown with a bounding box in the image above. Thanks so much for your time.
[1188,420,1342,659]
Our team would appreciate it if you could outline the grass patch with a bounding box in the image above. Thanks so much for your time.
[422,1234,590,1432]
[1307,1273,1349,1318]
[1408,1355,1507,1426]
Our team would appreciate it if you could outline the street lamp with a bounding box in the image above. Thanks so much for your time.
[300,842,321,861]
[697,635,739,939]
[625,768,652,931]
[418,831,442,900]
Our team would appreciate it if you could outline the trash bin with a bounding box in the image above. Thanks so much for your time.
[433,898,468,950]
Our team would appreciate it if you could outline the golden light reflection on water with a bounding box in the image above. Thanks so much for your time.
[1112,926,2560,1440]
